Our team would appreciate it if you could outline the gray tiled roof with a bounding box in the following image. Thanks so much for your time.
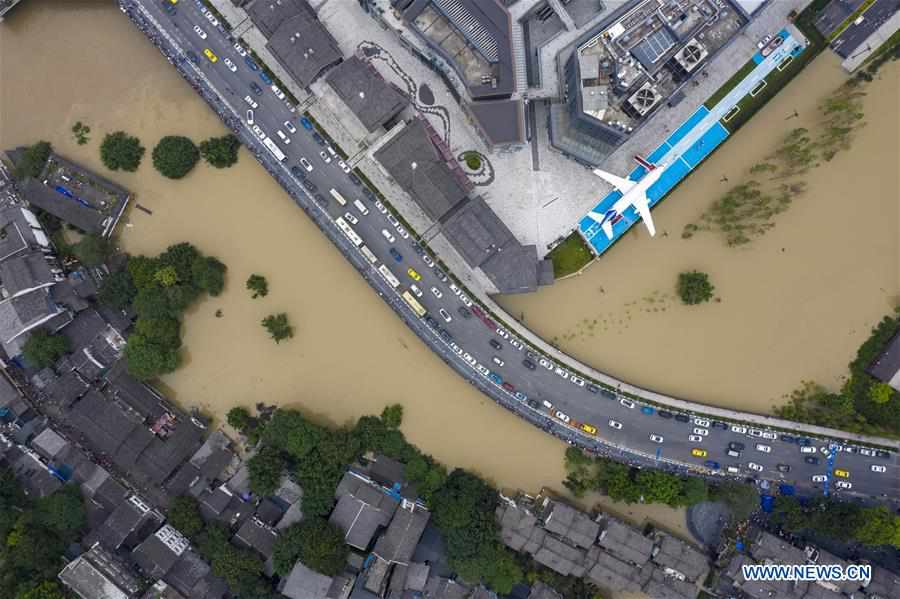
[541,501,599,549]
[372,505,430,565]
[596,517,653,565]
[467,99,523,146]
[326,56,409,132]
[867,331,900,385]
[496,502,541,552]
[526,582,563,599]
[423,575,470,599]
[585,545,648,593]
[531,534,588,577]
[641,565,699,599]
[280,559,333,599]
[59,544,142,599]
[750,532,807,565]
[0,251,54,297]
[246,0,315,37]
[266,11,342,89]
[235,517,279,559]
[30,426,69,460]
[652,533,710,582]
[329,488,398,550]
[865,565,900,599]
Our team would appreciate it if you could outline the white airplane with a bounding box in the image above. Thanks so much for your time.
[587,155,674,240]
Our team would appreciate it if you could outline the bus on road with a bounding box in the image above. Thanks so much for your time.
[263,137,287,162]
[335,217,362,247]
[378,264,399,288]
[401,290,427,318]
[329,188,348,206]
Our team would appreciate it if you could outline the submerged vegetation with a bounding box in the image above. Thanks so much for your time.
[548,232,594,278]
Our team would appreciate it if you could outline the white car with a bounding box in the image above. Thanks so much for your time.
[871,464,887,473]
[430,287,442,299]
[421,254,435,268]
[571,376,586,387]
[554,367,569,380]
[542,400,553,410]
[755,444,772,453]
[251,125,266,140]
[246,110,254,125]
[496,328,510,340]
[276,130,291,145]
[244,95,258,109]
[395,226,409,240]
[539,358,553,370]
[492,356,504,367]
[693,428,709,436]
[449,283,461,295]
[510,339,524,351]
[726,466,740,474]
[800,446,817,454]
[463,353,476,365]
[338,160,351,174]
[761,431,778,440]
[608,420,623,430]
[193,25,207,39]
[859,448,873,457]
[284,121,297,134]
[319,151,332,163]
[459,294,473,307]
[556,411,571,424]
[748,429,764,438]
[439,308,452,323]
[386,214,399,227]
[270,84,285,100]
[223,57,237,72]
[375,201,388,214]
[689,435,704,443]
[649,434,664,443]
[476,364,490,376]
[450,344,463,356]
[694,418,710,428]
[205,12,219,26]
[343,212,358,225]
[409,284,423,298]
[731,425,748,434]
[381,229,395,243]
[233,42,247,57]
[620,398,635,409]
[748,463,764,472]
[835,481,852,490]
[299,157,313,172]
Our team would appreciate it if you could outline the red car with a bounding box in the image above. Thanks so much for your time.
[471,305,485,318]
[502,382,515,392]
[482,318,496,330]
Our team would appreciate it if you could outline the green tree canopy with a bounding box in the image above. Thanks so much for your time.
[72,233,112,266]
[227,406,253,431]
[272,519,348,577]
[152,136,199,179]
[14,141,51,180]
[159,242,201,283]
[128,255,162,290]
[98,270,137,309]
[168,496,204,539]
[247,446,286,497]
[677,270,715,305]
[33,485,85,543]
[380,404,404,429]
[100,131,145,172]
[192,255,227,296]
[132,286,177,320]
[124,333,180,380]
[199,134,241,168]
[22,330,70,368]
[16,581,66,599]
[134,316,181,349]
[262,313,294,343]
[246,274,269,298]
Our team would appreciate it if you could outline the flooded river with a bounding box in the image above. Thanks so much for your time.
[0,0,691,538]
[504,55,899,414]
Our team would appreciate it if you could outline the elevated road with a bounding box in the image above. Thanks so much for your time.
[121,0,899,503]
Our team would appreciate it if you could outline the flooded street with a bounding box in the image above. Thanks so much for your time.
[503,55,899,413]
[0,0,691,539]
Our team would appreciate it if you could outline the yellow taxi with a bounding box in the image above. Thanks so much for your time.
[691,448,708,458]
[833,469,849,478]
[580,423,598,435]
[203,48,218,63]
[407,268,421,281]
[169,0,178,4]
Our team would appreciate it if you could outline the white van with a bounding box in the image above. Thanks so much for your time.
[276,130,291,145]
[353,199,369,216]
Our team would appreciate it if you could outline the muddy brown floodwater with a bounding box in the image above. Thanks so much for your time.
[0,0,692,541]
[503,55,899,415]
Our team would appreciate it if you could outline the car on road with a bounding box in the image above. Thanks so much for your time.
[620,398,635,409]
[489,339,502,350]
[804,456,820,465]
[250,81,262,95]
[525,397,538,408]
[858,448,873,457]
[727,449,741,458]
[299,157,313,172]
[693,428,709,436]
[381,229,395,243]
[871,465,887,473]
[187,50,200,64]
[761,431,778,440]
[492,356,504,367]
[502,382,515,392]
[587,384,600,394]
[542,400,553,410]
[834,481,852,490]
[300,116,314,130]
[658,410,673,419]
[495,327,510,340]
[463,353,476,366]
[163,2,177,16]
[649,434,664,443]
[407,268,421,281]
[459,294,473,307]
[555,411,570,424]
[694,418,710,427]
[812,475,827,482]
[728,442,745,451]
[571,376,586,387]
[731,425,748,434]
[246,110,254,125]
[259,71,273,85]
[244,56,260,70]
[876,450,891,458]
[748,429,764,438]
[319,151,331,164]
[244,95,258,108]
[193,25,207,39]
[457,307,471,319]
[251,124,265,139]
[522,359,536,370]
[449,283,461,295]
[301,180,317,193]
[389,248,402,262]
[554,367,569,380]
[748,463,763,472]
[476,364,489,376]
[833,469,849,478]
[313,194,328,208]
[203,48,218,62]
[290,166,303,178]
[689,435,703,443]
[374,201,388,214]
[338,160,351,174]
[395,226,409,240]
[705,460,720,470]
[711,421,728,430]
[608,420,623,430]
[580,423,598,435]
[674,414,690,423]
[430,287,442,299]
[387,215,400,227]
[205,12,218,26]
[271,84,286,100]
[539,358,553,370]
[233,42,247,57]
[691,448,707,458]
[408,284,423,298]
[799,445,817,454]
[726,465,740,474]
[776,464,791,473]
[283,121,297,134]
[781,434,796,443]
[343,212,358,225]
[755,444,771,453]
[439,308,452,323]
[418,254,433,268]
[223,57,237,72]
[276,130,291,144]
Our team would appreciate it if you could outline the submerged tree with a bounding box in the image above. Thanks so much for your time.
[262,313,294,343]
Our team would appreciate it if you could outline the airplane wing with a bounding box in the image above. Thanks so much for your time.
[592,169,637,194]
[632,195,656,237]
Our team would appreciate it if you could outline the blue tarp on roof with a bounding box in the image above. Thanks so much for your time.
[761,495,775,512]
